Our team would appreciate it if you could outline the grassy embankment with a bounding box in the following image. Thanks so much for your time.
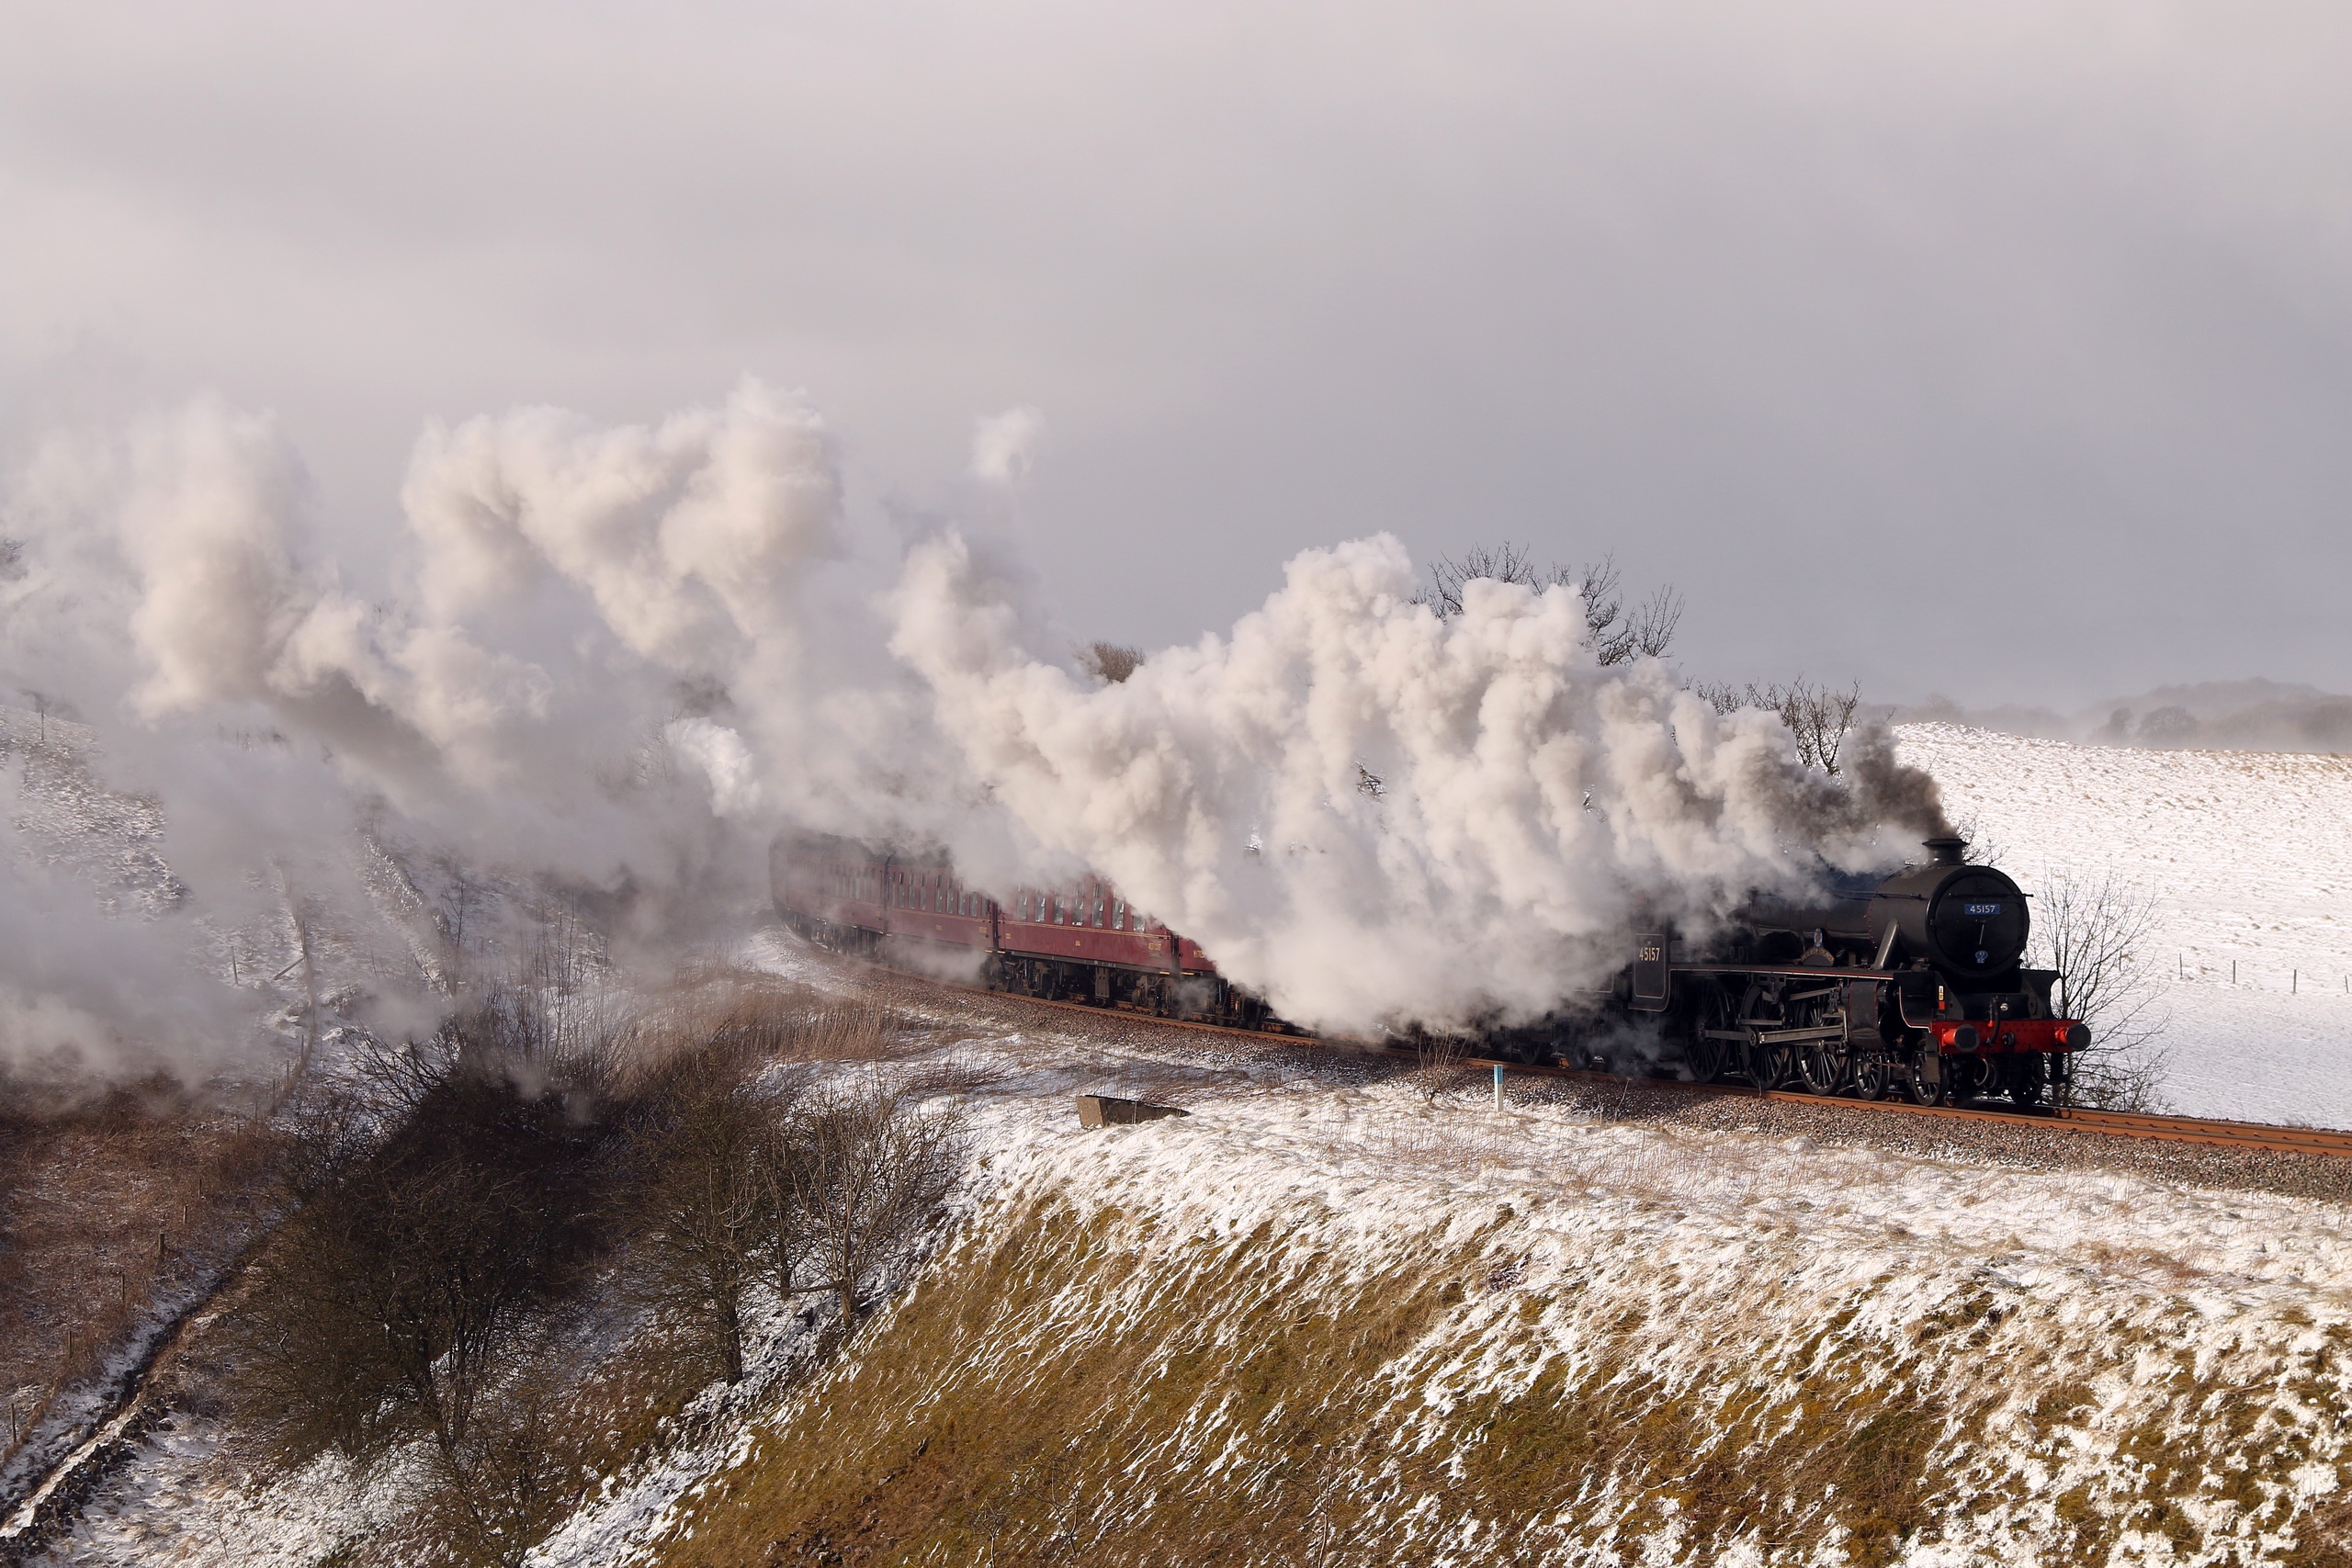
[652,1157,2352,1567]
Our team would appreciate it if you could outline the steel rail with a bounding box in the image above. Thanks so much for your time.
[853,950,2352,1161]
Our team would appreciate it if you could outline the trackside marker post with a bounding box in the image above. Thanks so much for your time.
[1494,1063,1504,1111]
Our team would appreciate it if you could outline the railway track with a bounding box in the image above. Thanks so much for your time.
[905,969,2352,1161]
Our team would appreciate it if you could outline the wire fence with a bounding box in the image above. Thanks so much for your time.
[2171,956,2352,996]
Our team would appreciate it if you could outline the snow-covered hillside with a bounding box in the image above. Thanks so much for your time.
[45,947,2352,1567]
[1899,725,2352,1128]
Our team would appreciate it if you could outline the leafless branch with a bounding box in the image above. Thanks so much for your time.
[1408,1032,1473,1106]
[1078,642,1144,685]
[1691,677,1862,773]
[2032,866,2171,1111]
[619,1043,802,1383]
[776,1079,967,1324]
[1417,543,1679,664]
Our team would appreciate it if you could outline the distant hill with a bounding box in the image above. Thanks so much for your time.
[1893,677,2352,753]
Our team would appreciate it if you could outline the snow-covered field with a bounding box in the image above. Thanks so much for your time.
[1899,724,2352,1127]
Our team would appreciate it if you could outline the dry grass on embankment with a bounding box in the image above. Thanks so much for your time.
[0,1076,278,1464]
[648,1152,2352,1568]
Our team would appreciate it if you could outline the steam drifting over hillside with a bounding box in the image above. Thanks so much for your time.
[0,388,1943,1066]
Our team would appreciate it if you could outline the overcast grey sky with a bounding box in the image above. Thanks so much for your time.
[3,0,2346,706]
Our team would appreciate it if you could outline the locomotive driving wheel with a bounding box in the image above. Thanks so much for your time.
[1796,987,1853,1100]
[1739,981,1792,1089]
[1796,1039,1850,1097]
[1685,986,1737,1084]
[1789,983,1850,1096]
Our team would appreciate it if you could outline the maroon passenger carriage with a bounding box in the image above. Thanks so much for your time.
[770,833,1277,1029]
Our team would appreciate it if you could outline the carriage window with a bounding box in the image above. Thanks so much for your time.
[1092,897,1104,927]
[1113,899,1125,929]
[1054,897,1066,925]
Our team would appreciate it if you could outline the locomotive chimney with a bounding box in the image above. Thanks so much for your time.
[1924,836,1967,865]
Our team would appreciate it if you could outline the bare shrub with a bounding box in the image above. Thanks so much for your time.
[1080,641,1145,684]
[1408,1032,1473,1105]
[778,1080,967,1324]
[2032,867,2171,1111]
[221,1044,614,1473]
[1419,544,1680,664]
[404,1354,586,1568]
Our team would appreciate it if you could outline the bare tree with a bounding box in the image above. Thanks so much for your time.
[2031,867,2171,1111]
[622,1067,797,1383]
[1078,642,1144,684]
[1418,541,1541,617]
[1419,543,1680,664]
[1693,677,1862,773]
[1576,554,1684,667]
[777,1080,966,1324]
[1945,812,2006,869]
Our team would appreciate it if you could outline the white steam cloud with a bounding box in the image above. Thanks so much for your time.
[889,530,1940,1032]
[0,381,863,1077]
[969,406,1045,489]
[0,382,1939,1073]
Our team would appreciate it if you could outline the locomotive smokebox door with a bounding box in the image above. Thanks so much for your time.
[1630,933,1670,1012]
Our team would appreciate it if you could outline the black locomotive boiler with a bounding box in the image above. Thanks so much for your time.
[1623,837,2086,1106]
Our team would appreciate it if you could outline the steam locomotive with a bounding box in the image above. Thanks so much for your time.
[771,832,2085,1107]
